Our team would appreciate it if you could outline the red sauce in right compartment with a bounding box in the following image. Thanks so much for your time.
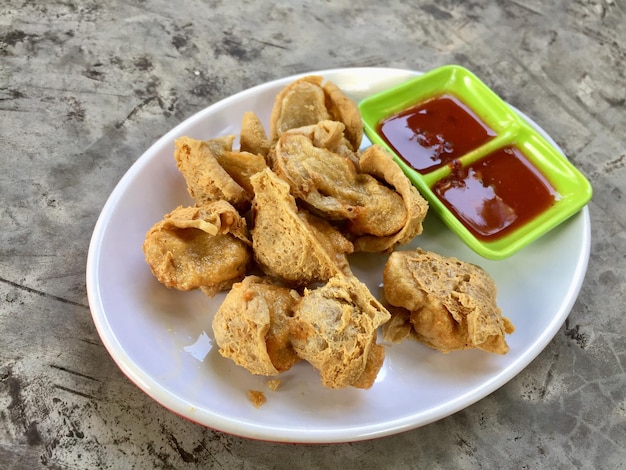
[433,146,558,241]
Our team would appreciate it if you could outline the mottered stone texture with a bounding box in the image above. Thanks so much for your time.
[1,0,625,468]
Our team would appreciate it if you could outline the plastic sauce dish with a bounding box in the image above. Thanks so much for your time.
[359,65,592,260]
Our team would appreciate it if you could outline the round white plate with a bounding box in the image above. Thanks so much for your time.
[86,68,590,443]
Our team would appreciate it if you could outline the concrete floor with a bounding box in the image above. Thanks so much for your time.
[1,0,624,468]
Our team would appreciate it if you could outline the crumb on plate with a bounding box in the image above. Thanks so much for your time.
[267,379,281,391]
[248,389,267,408]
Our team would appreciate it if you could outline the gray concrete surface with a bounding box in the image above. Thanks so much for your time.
[1,0,625,468]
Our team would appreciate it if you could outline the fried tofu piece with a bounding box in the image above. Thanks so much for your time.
[250,168,353,286]
[214,149,267,197]
[270,76,330,143]
[321,80,363,152]
[280,120,357,162]
[212,275,301,376]
[142,201,251,296]
[352,145,429,253]
[289,274,390,389]
[273,130,408,238]
[382,249,514,354]
[269,76,362,150]
[240,111,271,158]
[174,136,250,210]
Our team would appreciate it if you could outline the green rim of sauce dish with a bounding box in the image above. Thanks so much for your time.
[359,64,593,260]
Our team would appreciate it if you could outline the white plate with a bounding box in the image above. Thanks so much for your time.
[86,68,590,443]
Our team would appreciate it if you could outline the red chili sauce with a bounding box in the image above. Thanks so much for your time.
[433,147,558,241]
[377,94,496,174]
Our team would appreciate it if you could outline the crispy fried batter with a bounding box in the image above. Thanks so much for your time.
[269,75,362,150]
[250,168,353,286]
[352,145,429,252]
[142,202,251,295]
[240,111,271,158]
[281,120,356,162]
[212,275,301,376]
[378,304,414,343]
[214,150,267,197]
[270,76,330,142]
[382,249,514,354]
[322,80,363,150]
[174,136,250,210]
[289,274,390,389]
[273,131,408,238]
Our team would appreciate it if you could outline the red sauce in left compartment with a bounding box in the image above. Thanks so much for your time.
[433,146,558,241]
[377,94,496,174]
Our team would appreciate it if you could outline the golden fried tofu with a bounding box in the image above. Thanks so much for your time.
[240,111,271,158]
[269,76,362,150]
[273,131,408,238]
[281,119,357,162]
[142,201,251,296]
[212,275,301,376]
[322,79,363,151]
[289,274,390,389]
[250,168,353,286]
[270,76,330,143]
[213,149,267,197]
[352,145,429,253]
[382,249,514,354]
[174,136,250,210]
